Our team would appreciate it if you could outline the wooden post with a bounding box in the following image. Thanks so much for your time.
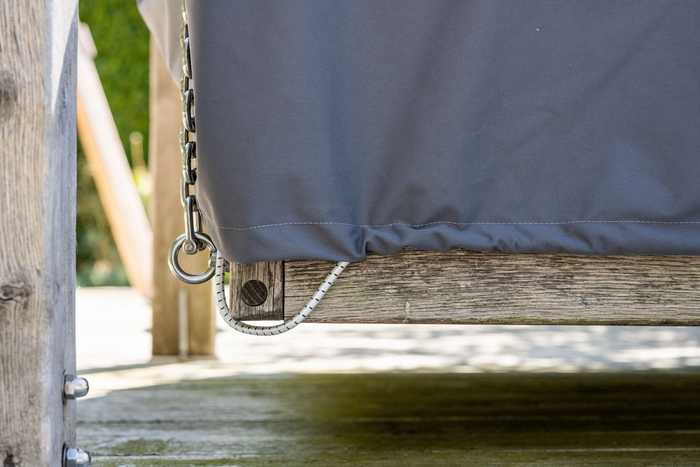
[77,25,153,298]
[150,38,214,356]
[0,1,80,465]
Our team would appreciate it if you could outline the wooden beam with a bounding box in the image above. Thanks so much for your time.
[150,37,214,356]
[77,24,153,298]
[283,250,700,325]
[0,1,79,465]
[229,261,284,321]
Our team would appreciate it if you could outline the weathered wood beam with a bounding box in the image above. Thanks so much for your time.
[284,250,700,325]
[0,1,79,465]
[229,261,284,321]
[150,38,214,356]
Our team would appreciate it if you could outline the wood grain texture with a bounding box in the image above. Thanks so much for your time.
[79,372,700,466]
[230,261,284,320]
[77,25,153,298]
[150,39,214,356]
[0,1,78,465]
[286,250,700,325]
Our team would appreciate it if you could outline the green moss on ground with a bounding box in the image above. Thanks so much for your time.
[109,439,174,456]
[84,373,700,466]
[94,450,700,467]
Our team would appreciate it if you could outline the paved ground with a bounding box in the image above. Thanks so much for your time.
[76,287,700,466]
[76,287,700,375]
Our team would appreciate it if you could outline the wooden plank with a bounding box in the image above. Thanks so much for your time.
[150,38,214,356]
[77,24,153,298]
[0,1,78,465]
[285,250,700,325]
[78,372,700,466]
[229,261,284,321]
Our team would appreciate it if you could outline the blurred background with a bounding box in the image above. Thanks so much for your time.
[78,0,148,287]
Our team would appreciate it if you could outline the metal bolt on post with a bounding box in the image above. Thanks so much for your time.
[63,374,89,400]
[63,446,91,467]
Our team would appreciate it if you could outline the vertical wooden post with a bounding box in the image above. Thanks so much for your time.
[150,38,215,356]
[0,0,79,465]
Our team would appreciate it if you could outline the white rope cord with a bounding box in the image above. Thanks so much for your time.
[214,252,349,336]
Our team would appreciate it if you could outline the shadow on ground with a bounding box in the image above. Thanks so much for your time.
[79,371,700,466]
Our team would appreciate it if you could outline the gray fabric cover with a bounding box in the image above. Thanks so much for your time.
[137,0,182,81]
[182,0,700,263]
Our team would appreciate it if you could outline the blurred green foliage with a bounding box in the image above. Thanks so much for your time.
[77,0,150,286]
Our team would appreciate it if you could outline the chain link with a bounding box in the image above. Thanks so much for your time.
[168,3,350,333]
[168,4,217,284]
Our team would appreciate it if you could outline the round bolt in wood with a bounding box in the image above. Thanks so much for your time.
[241,279,268,307]
[63,375,89,399]
[63,447,91,467]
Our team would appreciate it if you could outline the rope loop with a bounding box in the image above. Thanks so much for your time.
[214,252,349,336]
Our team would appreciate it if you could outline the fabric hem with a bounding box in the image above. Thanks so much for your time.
[200,212,700,264]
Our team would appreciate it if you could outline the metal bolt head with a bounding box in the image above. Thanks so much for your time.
[241,279,268,307]
[63,447,91,467]
[64,375,89,399]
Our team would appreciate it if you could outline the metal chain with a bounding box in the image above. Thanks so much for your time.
[168,5,217,284]
[169,3,350,335]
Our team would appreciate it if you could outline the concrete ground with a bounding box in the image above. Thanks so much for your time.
[76,287,700,466]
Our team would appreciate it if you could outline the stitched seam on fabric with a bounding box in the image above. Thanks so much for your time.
[206,218,700,232]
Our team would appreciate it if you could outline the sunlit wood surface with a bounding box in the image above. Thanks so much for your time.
[233,250,700,324]
[287,251,700,325]
[80,372,700,466]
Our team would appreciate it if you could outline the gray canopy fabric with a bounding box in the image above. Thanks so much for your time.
[143,1,700,264]
[137,0,182,81]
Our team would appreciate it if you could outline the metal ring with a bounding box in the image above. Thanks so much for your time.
[168,232,216,284]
